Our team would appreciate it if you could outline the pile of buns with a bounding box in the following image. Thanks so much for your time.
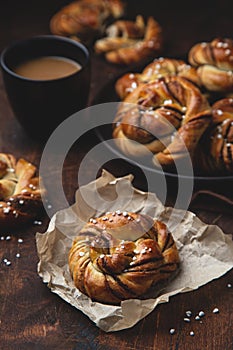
[50,0,163,65]
[113,38,233,175]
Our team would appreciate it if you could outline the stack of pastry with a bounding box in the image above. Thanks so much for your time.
[50,0,163,65]
[113,38,233,174]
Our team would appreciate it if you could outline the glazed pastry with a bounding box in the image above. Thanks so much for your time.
[50,0,125,44]
[188,38,233,93]
[197,98,233,174]
[115,57,201,100]
[69,211,180,305]
[0,153,45,229]
[113,76,212,169]
[94,16,163,65]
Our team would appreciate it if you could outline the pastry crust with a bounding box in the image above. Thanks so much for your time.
[115,57,201,100]
[69,211,180,305]
[50,0,125,43]
[188,38,233,92]
[94,16,163,65]
[113,76,212,169]
[0,153,45,230]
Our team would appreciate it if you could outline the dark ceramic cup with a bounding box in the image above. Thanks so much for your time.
[0,35,90,140]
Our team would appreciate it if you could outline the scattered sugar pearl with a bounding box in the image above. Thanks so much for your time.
[213,308,219,314]
[136,218,141,222]
[123,211,128,217]
[102,217,108,221]
[92,219,97,224]
[99,254,105,258]
[164,99,173,105]
[184,318,191,323]
[5,236,11,241]
[116,210,122,215]
[227,283,232,288]
[189,331,195,336]
[3,207,10,214]
[16,253,21,258]
[225,49,231,56]
[195,316,200,321]
[1,236,4,240]
[216,109,223,115]
[5,261,11,266]
[169,328,175,335]
[7,167,15,173]
[18,238,23,243]
[34,220,42,225]
[47,204,52,209]
[79,251,85,257]
[19,200,24,205]
[198,311,205,317]
[185,311,192,317]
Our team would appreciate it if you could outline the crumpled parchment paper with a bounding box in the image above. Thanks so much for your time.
[36,170,233,332]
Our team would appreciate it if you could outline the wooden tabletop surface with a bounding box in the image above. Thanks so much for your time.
[0,1,233,349]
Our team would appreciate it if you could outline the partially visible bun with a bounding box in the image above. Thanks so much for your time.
[115,57,201,100]
[188,38,233,93]
[50,0,125,44]
[95,16,163,65]
[0,153,45,230]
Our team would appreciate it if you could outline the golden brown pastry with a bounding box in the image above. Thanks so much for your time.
[188,38,233,93]
[115,57,202,100]
[69,211,180,305]
[113,76,212,169]
[196,98,233,174]
[0,153,45,229]
[94,16,163,65]
[50,0,125,44]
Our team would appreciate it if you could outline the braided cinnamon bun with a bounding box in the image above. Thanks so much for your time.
[69,211,180,305]
[0,153,45,229]
[113,76,212,169]
[94,16,163,65]
[197,98,233,174]
[115,57,201,100]
[50,0,125,44]
[188,38,233,93]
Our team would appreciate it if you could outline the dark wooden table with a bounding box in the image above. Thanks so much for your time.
[0,1,233,349]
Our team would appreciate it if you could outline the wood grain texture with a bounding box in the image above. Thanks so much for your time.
[0,1,233,349]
